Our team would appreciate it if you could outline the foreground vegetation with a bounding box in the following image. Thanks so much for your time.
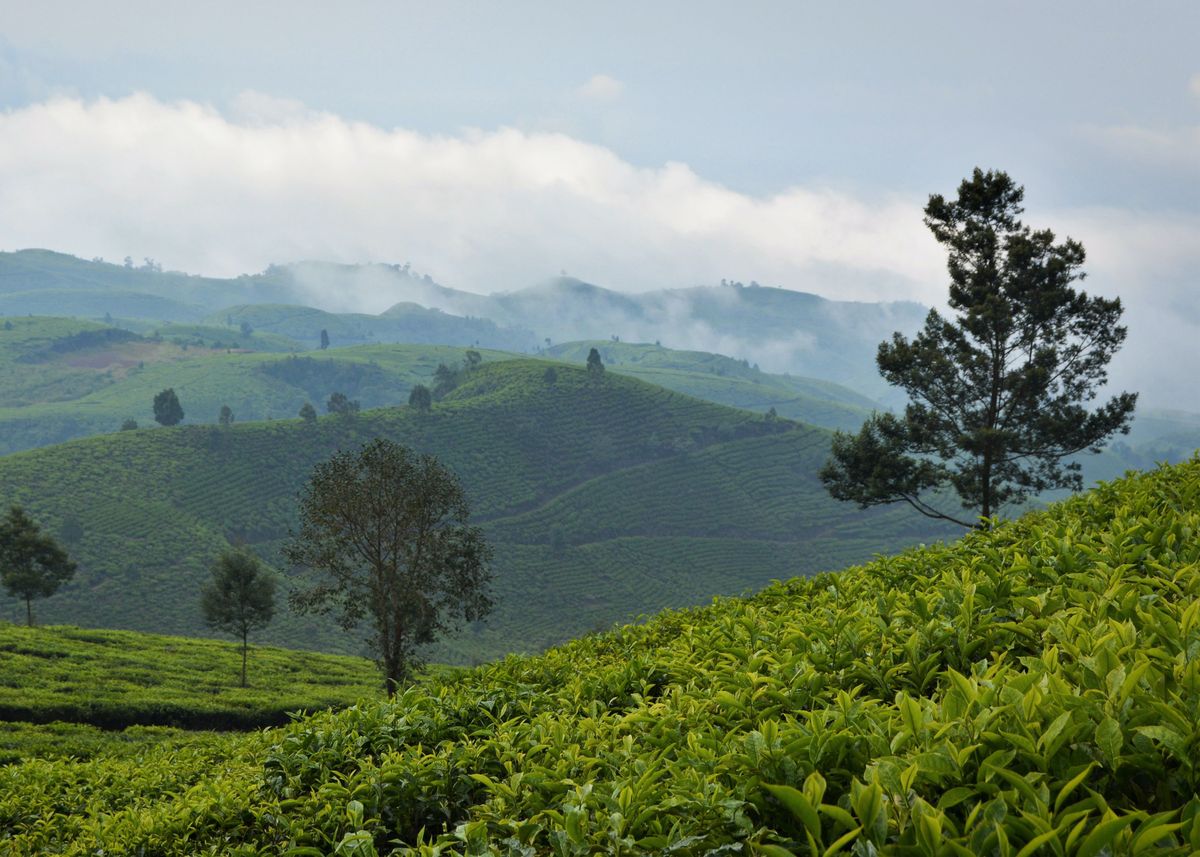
[0,624,381,730]
[2,458,1197,854]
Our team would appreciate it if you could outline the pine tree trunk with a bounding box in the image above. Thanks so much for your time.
[241,632,248,688]
[25,597,32,627]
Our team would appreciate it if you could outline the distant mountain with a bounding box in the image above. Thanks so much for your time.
[0,361,953,662]
[0,251,928,396]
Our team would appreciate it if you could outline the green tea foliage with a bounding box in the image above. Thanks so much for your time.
[3,459,1199,853]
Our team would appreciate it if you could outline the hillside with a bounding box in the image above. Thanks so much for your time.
[0,316,894,457]
[0,624,380,731]
[548,339,878,429]
[0,360,949,661]
[0,316,517,453]
[2,459,1197,853]
[0,251,930,396]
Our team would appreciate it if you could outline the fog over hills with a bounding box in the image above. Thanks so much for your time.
[0,250,928,400]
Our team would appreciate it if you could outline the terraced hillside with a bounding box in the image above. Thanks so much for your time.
[3,459,1198,853]
[0,318,886,456]
[0,623,380,733]
[0,361,949,661]
[548,339,878,429]
[0,316,514,453]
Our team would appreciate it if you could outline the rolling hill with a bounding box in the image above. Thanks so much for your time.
[0,360,952,662]
[548,339,879,429]
[0,317,885,455]
[2,458,1197,853]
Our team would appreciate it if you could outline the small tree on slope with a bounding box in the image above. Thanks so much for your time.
[0,506,76,626]
[284,439,493,694]
[200,549,276,687]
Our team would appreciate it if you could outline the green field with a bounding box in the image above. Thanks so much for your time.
[0,624,382,732]
[0,360,951,661]
[1,458,1197,853]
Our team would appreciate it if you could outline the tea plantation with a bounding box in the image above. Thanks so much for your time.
[0,360,947,660]
[3,458,1198,853]
[0,624,382,732]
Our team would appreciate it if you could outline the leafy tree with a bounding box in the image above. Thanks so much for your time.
[298,401,318,423]
[200,549,276,687]
[326,391,360,417]
[408,384,432,412]
[120,418,138,431]
[218,405,234,427]
[821,169,1136,526]
[152,388,184,427]
[543,366,558,385]
[464,349,482,370]
[284,439,493,693]
[0,506,76,626]
[586,347,604,376]
[319,328,330,350]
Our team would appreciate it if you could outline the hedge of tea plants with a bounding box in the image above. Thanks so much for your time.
[2,459,1199,854]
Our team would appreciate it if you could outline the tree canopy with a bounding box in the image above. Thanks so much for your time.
[153,388,184,427]
[284,439,493,692]
[822,168,1136,526]
[0,505,76,626]
[408,384,432,412]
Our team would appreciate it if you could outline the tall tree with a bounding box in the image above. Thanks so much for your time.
[284,439,493,693]
[586,347,604,376]
[821,169,1136,526]
[218,405,234,427]
[200,549,276,687]
[298,401,318,423]
[319,328,330,350]
[153,388,184,427]
[0,506,76,626]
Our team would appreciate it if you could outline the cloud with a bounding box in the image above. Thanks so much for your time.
[0,92,943,304]
[1082,122,1200,176]
[576,74,624,102]
[1191,73,1200,99]
[0,93,1196,408]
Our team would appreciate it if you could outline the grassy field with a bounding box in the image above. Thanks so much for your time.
[1,458,1197,853]
[0,359,952,662]
[0,623,382,731]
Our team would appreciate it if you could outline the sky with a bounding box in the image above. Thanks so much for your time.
[0,1,1197,404]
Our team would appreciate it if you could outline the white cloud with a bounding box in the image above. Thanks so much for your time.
[1190,72,1200,99]
[576,73,624,102]
[0,93,1196,407]
[0,92,943,303]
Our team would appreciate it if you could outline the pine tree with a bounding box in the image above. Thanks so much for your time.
[822,169,1136,526]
